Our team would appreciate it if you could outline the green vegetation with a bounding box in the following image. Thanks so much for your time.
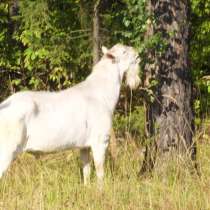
[191,0,210,117]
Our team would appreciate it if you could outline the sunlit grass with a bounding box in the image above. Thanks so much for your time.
[0,138,209,210]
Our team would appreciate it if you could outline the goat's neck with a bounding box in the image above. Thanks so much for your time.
[87,60,124,114]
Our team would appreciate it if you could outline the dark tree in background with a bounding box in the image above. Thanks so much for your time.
[141,0,196,173]
[93,0,101,65]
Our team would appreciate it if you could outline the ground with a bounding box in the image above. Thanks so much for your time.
[0,136,209,210]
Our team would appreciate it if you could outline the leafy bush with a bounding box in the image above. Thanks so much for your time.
[113,105,145,141]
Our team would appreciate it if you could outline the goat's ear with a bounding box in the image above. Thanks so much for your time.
[106,52,115,60]
[102,46,108,54]
[102,46,116,61]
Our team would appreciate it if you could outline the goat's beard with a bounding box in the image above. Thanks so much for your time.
[125,64,140,89]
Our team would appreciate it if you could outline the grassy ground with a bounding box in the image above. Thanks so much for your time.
[0,137,209,210]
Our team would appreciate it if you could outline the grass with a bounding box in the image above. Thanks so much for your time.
[0,138,210,210]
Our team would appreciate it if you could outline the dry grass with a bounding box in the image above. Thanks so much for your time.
[0,138,209,210]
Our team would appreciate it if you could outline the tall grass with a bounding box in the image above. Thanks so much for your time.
[0,138,209,210]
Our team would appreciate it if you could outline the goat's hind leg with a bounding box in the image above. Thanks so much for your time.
[92,142,108,188]
[0,150,15,178]
[80,148,91,185]
[0,119,27,178]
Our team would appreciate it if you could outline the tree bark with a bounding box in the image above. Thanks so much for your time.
[93,0,100,65]
[140,0,196,174]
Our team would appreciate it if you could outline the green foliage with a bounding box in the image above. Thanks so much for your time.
[0,0,92,94]
[190,0,210,115]
[0,3,21,69]
[18,0,92,90]
[191,0,210,79]
[113,106,145,139]
[121,0,147,48]
[101,0,147,53]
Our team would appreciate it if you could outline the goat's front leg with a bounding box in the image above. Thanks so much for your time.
[80,148,91,185]
[0,151,14,178]
[0,119,27,178]
[91,142,108,188]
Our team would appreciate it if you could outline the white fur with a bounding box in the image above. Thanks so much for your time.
[0,44,140,185]
[102,46,108,54]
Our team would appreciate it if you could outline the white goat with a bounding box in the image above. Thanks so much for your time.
[0,44,140,185]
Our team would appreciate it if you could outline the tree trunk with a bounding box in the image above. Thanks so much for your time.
[140,0,196,174]
[79,0,90,30]
[93,0,100,65]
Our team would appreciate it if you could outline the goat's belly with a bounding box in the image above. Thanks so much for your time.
[24,119,89,152]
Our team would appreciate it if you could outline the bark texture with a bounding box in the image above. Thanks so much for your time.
[141,0,196,173]
[93,0,100,65]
